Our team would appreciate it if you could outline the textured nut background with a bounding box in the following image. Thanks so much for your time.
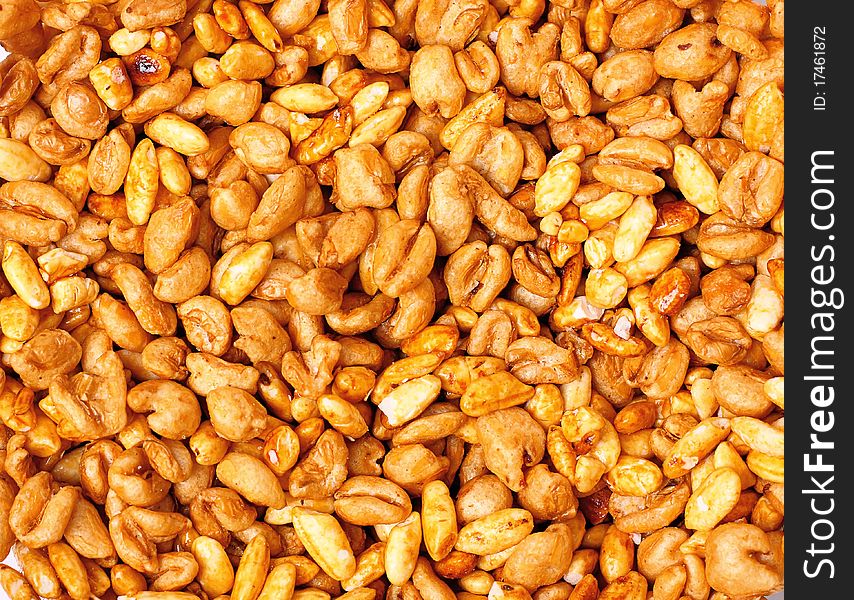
[0,0,785,595]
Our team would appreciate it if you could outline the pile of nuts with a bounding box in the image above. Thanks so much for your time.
[0,0,784,599]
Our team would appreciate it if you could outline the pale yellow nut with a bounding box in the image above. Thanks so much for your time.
[764,377,784,409]
[743,81,784,154]
[292,508,356,581]
[613,195,656,263]
[672,145,719,214]
[687,456,713,492]
[684,467,742,531]
[614,237,681,288]
[239,0,284,53]
[348,106,407,147]
[740,275,784,338]
[3,241,50,310]
[377,375,441,427]
[459,371,535,417]
[384,512,421,585]
[557,218,588,243]
[700,251,728,269]
[349,81,390,125]
[0,336,24,354]
[271,84,339,113]
[0,138,52,182]
[455,509,534,556]
[477,544,518,572]
[669,391,698,418]
[627,284,670,347]
[605,456,664,497]
[730,417,784,458]
[440,87,505,150]
[713,441,756,490]
[144,113,211,156]
[573,456,608,494]
[231,535,270,600]
[191,536,235,598]
[547,144,586,168]
[47,542,90,600]
[0,295,39,342]
[265,495,335,526]
[36,248,88,284]
[125,138,159,225]
[539,212,563,236]
[662,417,731,479]
[584,224,617,269]
[257,563,296,600]
[585,267,628,310]
[534,160,581,217]
[217,242,274,305]
[317,394,369,438]
[341,543,385,591]
[50,277,99,313]
[421,480,457,562]
[580,191,633,231]
[89,57,134,111]
[109,28,150,56]
[155,146,192,196]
